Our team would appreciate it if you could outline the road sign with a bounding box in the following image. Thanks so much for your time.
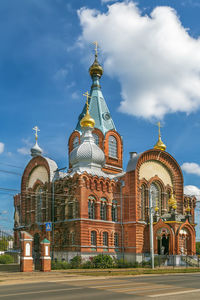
[45,222,52,232]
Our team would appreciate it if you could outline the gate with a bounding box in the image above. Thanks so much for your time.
[33,233,40,270]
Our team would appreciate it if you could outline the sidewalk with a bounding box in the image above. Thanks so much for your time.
[0,270,104,286]
[1,267,200,286]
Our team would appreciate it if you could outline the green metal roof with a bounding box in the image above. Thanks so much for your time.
[76,75,116,135]
[41,238,50,244]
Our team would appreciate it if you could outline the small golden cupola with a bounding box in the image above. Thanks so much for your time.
[168,190,177,210]
[89,41,103,78]
[185,198,191,213]
[154,122,166,151]
[80,91,95,128]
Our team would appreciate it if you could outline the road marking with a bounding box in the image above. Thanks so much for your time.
[0,287,83,298]
[148,288,200,297]
[104,285,173,293]
[90,282,148,289]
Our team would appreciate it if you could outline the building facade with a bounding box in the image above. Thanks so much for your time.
[14,51,196,262]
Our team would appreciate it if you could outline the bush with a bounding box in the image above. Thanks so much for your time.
[70,255,82,268]
[82,260,93,269]
[51,260,70,270]
[0,254,14,264]
[92,254,114,269]
[115,258,141,268]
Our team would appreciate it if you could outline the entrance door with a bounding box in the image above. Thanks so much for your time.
[33,233,40,270]
[158,235,169,255]
[162,236,169,254]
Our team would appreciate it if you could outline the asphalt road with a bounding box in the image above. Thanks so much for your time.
[1,273,200,299]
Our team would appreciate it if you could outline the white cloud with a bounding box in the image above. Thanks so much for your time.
[101,0,117,3]
[0,142,4,154]
[17,138,32,155]
[71,91,79,100]
[17,147,30,155]
[53,68,68,81]
[184,185,200,200]
[181,162,200,176]
[78,1,200,120]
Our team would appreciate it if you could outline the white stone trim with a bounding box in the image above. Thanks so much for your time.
[20,238,33,241]
[54,218,120,224]
[20,257,33,260]
[40,256,51,260]
[104,164,123,171]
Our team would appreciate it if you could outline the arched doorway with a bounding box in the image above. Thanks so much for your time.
[179,228,191,255]
[33,233,40,270]
[157,228,170,255]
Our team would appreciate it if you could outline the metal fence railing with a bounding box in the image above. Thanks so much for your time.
[137,253,200,268]
[0,229,13,252]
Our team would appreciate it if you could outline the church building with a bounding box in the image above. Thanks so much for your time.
[14,48,196,263]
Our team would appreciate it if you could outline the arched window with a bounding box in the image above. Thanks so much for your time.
[94,180,98,190]
[103,232,108,247]
[106,182,109,192]
[88,196,95,219]
[36,187,43,222]
[100,198,107,220]
[68,201,74,219]
[73,136,79,149]
[114,233,119,247]
[93,133,99,145]
[140,185,146,220]
[112,201,118,222]
[25,243,30,256]
[167,189,171,211]
[100,182,104,191]
[71,231,75,245]
[108,135,117,158]
[150,182,162,214]
[91,231,97,246]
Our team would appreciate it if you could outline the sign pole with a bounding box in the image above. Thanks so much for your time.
[149,188,154,269]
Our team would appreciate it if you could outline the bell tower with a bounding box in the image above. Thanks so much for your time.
[68,44,123,174]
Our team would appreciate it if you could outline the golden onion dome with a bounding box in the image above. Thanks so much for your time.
[185,198,191,213]
[89,54,103,78]
[185,205,191,213]
[80,109,95,128]
[154,136,167,151]
[154,122,166,151]
[168,191,177,208]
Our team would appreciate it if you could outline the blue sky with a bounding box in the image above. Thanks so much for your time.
[1,0,200,236]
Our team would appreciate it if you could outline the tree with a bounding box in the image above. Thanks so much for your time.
[0,239,8,251]
[196,242,200,255]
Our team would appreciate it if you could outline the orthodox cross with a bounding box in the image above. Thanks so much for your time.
[93,41,98,56]
[157,122,162,137]
[33,126,40,141]
[83,91,91,111]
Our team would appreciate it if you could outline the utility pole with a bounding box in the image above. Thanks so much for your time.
[149,188,154,269]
